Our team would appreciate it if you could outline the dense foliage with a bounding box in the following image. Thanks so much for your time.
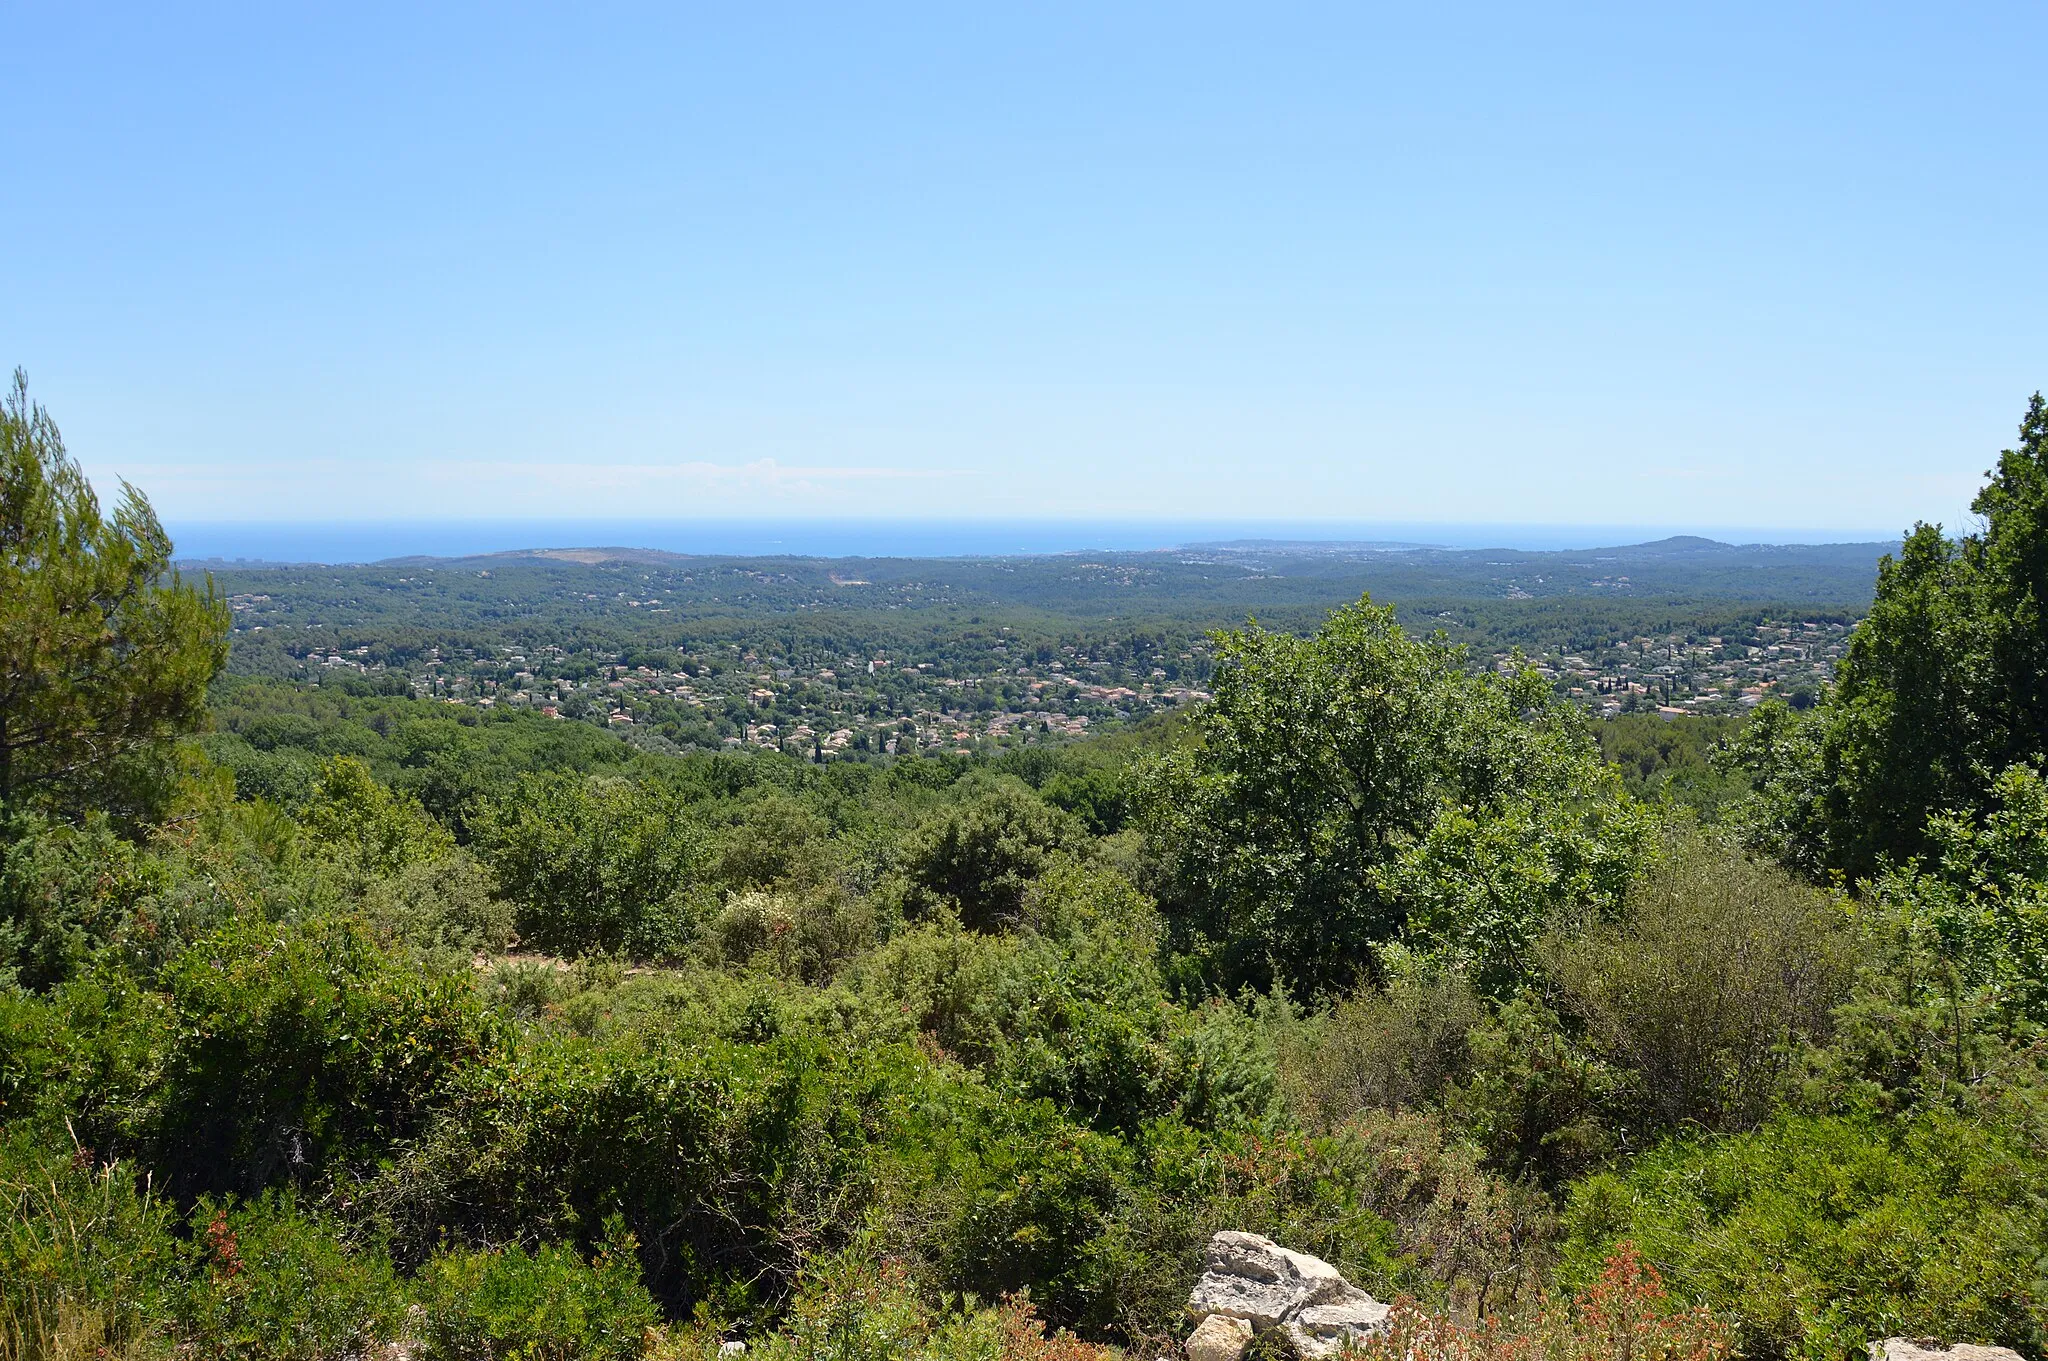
[0,372,228,823]
[7,386,2048,1361]
[1141,599,1645,995]
[1733,395,2048,879]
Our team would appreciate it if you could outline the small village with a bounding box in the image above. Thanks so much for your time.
[249,593,1856,754]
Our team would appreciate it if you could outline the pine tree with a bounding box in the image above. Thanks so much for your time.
[0,371,228,821]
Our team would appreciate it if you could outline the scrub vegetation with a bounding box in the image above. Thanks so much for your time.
[7,377,2048,1361]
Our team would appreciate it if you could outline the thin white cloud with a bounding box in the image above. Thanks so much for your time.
[425,459,972,493]
[86,456,978,518]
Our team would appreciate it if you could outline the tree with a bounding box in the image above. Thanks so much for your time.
[0,371,227,820]
[900,780,1087,931]
[474,773,708,957]
[1733,393,2048,879]
[1138,597,1641,994]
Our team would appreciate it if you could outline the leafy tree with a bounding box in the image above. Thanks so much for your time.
[1139,597,1638,993]
[299,755,456,891]
[0,371,228,820]
[899,781,1087,931]
[1734,393,2048,878]
[1858,762,2048,1028]
[476,773,709,957]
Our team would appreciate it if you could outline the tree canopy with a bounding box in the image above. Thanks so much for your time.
[1139,597,1642,994]
[0,371,227,821]
[1735,393,2048,878]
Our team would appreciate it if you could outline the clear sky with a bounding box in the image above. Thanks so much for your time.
[6,3,2045,535]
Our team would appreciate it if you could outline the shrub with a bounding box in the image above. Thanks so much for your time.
[477,773,710,958]
[676,1254,1115,1361]
[0,811,171,992]
[358,852,517,956]
[1541,836,1854,1134]
[1448,994,1614,1189]
[1275,970,1483,1128]
[856,874,1275,1138]
[413,1218,658,1361]
[0,1140,186,1360]
[713,793,840,893]
[149,915,496,1198]
[371,1027,911,1320]
[708,887,877,984]
[1868,763,2048,1027]
[1560,1106,2048,1360]
[900,784,1087,932]
[1330,1110,1555,1320]
[1356,1244,1729,1361]
[173,1193,403,1361]
[298,756,455,891]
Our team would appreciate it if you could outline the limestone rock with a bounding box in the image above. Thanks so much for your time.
[1187,1269,1312,1330]
[1186,1313,1255,1361]
[1187,1231,1389,1354]
[1871,1342,2023,1361]
[1205,1232,1297,1283]
[1287,1297,1393,1358]
[1273,1247,1353,1307]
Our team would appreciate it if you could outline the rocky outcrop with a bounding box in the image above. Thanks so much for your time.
[1871,1341,2024,1361]
[1186,1232,1390,1360]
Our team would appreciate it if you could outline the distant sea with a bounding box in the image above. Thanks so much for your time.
[169,519,1896,566]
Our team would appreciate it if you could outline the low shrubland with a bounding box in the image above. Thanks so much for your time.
[10,383,2048,1359]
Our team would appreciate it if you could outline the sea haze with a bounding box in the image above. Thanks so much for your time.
[169,519,1899,565]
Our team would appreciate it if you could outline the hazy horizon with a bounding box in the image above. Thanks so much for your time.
[165,516,1900,566]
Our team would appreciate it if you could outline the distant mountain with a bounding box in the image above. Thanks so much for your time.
[1620,535,1734,552]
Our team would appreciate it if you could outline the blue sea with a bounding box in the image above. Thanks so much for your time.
[168,518,1894,566]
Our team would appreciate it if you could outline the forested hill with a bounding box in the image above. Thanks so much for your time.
[195,534,1884,748]
[188,535,1889,629]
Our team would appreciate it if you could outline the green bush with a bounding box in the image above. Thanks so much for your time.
[359,852,517,957]
[706,887,877,984]
[1447,993,1614,1189]
[712,792,841,893]
[372,1027,911,1320]
[858,864,1275,1137]
[1541,835,1854,1134]
[477,773,710,958]
[298,755,456,891]
[1560,1104,2048,1360]
[174,1192,403,1361]
[0,1138,186,1359]
[0,811,171,992]
[148,915,495,1198]
[413,1218,657,1361]
[1273,969,1482,1128]
[899,783,1087,932]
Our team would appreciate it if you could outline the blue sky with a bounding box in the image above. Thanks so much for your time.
[5,3,2045,535]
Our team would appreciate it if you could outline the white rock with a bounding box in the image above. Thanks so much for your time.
[1274,1247,1353,1307]
[1187,1313,1255,1361]
[1187,1231,1389,1346]
[1871,1342,2023,1361]
[1287,1298,1393,1357]
[1187,1269,1312,1330]
[1205,1232,1297,1283]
